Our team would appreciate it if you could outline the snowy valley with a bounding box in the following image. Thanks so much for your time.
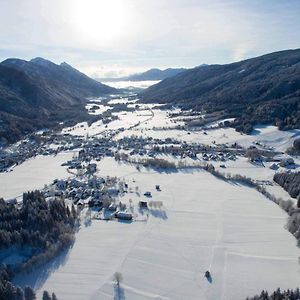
[1,90,300,300]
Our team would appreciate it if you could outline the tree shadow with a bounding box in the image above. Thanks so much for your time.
[13,247,72,290]
[114,284,125,300]
[149,209,168,220]
[84,217,92,227]
[206,275,213,284]
[143,165,179,174]
[117,219,133,224]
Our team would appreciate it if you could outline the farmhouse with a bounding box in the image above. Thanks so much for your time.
[139,201,148,209]
[115,211,133,221]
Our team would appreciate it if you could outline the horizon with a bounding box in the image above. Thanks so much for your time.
[1,47,299,80]
[1,0,300,77]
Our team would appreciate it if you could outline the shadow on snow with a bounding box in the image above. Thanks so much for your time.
[13,247,72,291]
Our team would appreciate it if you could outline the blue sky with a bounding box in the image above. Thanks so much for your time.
[0,0,300,77]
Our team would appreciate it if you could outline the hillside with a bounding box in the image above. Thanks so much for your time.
[0,58,116,144]
[140,49,300,133]
[98,67,187,82]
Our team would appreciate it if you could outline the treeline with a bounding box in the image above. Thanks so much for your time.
[287,138,300,156]
[115,153,177,170]
[0,190,78,299]
[232,96,300,134]
[273,172,300,199]
[204,164,300,246]
[0,265,57,300]
[247,287,300,300]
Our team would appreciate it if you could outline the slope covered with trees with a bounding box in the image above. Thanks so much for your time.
[247,287,300,300]
[273,172,300,199]
[140,49,300,134]
[0,190,78,300]
[0,58,117,144]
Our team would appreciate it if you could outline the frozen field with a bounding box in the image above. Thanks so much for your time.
[116,124,300,153]
[62,110,153,137]
[14,159,300,300]
[0,152,73,200]
[3,103,300,300]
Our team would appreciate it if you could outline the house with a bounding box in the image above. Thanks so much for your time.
[77,200,85,207]
[106,187,119,196]
[56,180,67,190]
[115,211,133,221]
[71,178,84,188]
[279,158,295,167]
[88,199,103,207]
[144,191,152,197]
[139,201,148,209]
[155,185,161,191]
[87,163,97,173]
[270,163,279,170]
[107,203,117,212]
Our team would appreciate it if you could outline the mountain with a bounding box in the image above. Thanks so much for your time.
[140,49,300,133]
[124,68,187,81]
[0,57,117,144]
[97,68,187,82]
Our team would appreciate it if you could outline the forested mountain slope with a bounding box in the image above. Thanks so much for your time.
[140,49,300,133]
[0,58,116,144]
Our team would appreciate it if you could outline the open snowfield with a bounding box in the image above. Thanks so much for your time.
[0,152,73,200]
[3,103,300,299]
[116,124,300,153]
[209,157,295,203]
[13,159,300,300]
[62,110,153,137]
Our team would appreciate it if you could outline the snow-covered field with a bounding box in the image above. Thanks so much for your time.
[12,159,300,300]
[117,125,300,153]
[2,103,300,300]
[0,152,73,200]
[209,157,295,203]
[62,109,153,137]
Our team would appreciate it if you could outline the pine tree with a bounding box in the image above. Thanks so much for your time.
[15,287,25,300]
[42,290,52,300]
[52,292,58,300]
[24,286,35,300]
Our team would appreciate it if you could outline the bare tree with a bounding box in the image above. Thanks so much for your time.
[114,272,123,287]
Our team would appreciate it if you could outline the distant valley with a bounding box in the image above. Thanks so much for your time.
[96,67,187,82]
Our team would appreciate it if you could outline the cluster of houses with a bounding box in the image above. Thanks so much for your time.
[270,157,297,170]
[0,131,85,172]
[44,175,127,210]
[201,151,237,162]
[43,174,166,222]
[0,138,59,172]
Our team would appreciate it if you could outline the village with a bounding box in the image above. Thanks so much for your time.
[39,160,167,224]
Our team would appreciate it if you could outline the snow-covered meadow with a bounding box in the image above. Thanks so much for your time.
[2,94,300,300]
[0,152,73,200]
[13,159,300,300]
